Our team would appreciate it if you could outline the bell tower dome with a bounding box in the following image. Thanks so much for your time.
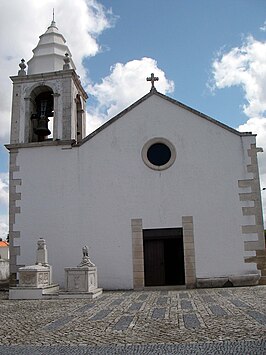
[27,20,76,75]
[9,20,87,144]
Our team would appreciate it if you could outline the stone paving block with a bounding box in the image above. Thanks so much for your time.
[209,304,227,316]
[90,309,112,321]
[183,313,201,329]
[110,298,123,306]
[113,315,134,331]
[43,315,74,331]
[152,308,166,319]
[229,299,248,308]
[246,310,266,325]
[128,302,143,312]
[181,299,193,310]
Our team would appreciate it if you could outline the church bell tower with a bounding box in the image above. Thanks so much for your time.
[7,19,88,285]
[10,19,87,144]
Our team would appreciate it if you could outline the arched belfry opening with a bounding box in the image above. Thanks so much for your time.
[29,86,54,142]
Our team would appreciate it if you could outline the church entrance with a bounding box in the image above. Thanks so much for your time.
[143,228,185,286]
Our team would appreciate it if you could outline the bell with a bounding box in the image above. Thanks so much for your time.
[34,116,51,138]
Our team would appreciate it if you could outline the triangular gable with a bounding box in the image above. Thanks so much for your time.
[79,90,254,146]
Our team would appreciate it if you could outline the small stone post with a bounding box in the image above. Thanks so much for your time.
[36,238,48,266]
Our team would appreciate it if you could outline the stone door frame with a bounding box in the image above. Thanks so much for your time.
[131,216,196,290]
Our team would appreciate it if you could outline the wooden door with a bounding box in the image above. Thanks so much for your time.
[144,239,165,286]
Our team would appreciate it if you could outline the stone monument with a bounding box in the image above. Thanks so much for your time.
[9,238,59,299]
[63,245,102,299]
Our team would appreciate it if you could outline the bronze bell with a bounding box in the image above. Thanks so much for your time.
[34,116,51,138]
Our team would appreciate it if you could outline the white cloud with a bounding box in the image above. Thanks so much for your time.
[0,218,8,241]
[86,57,174,133]
[0,173,9,208]
[260,21,266,32]
[211,35,266,225]
[0,173,9,241]
[212,36,266,118]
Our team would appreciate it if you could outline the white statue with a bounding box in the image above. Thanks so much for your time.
[79,245,95,267]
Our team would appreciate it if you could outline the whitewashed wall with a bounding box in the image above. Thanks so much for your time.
[0,260,9,281]
[0,246,9,260]
[14,94,258,289]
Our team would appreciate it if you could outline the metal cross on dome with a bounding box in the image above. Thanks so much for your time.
[146,73,159,91]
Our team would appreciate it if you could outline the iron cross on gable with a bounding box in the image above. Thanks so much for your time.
[146,73,159,91]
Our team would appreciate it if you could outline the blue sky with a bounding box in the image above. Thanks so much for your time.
[87,0,265,125]
[0,0,266,237]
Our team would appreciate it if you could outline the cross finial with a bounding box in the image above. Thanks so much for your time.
[53,8,55,22]
[146,73,159,91]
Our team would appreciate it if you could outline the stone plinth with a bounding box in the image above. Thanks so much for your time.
[9,238,59,299]
[64,266,102,299]
[9,284,59,300]
[63,246,102,299]
[19,265,50,288]
[65,266,98,292]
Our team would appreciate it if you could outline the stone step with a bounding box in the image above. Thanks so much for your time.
[259,276,266,285]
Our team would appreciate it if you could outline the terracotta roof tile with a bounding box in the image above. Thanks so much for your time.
[0,241,9,247]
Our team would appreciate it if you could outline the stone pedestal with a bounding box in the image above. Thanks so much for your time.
[65,266,98,292]
[63,246,102,299]
[19,264,50,288]
[9,284,59,300]
[64,266,102,298]
[9,238,59,300]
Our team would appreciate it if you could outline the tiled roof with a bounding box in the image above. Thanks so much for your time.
[0,241,9,247]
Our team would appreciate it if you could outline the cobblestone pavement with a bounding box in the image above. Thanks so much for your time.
[0,286,265,354]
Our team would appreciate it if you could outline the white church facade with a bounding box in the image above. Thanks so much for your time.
[7,21,265,290]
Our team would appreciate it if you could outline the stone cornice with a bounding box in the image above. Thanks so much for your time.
[5,139,75,150]
[10,69,88,100]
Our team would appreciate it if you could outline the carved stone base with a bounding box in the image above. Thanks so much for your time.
[18,264,51,288]
[64,266,99,293]
[9,284,59,299]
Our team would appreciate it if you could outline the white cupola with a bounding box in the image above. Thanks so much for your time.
[27,20,76,75]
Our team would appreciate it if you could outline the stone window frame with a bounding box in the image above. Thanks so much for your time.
[141,137,176,171]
